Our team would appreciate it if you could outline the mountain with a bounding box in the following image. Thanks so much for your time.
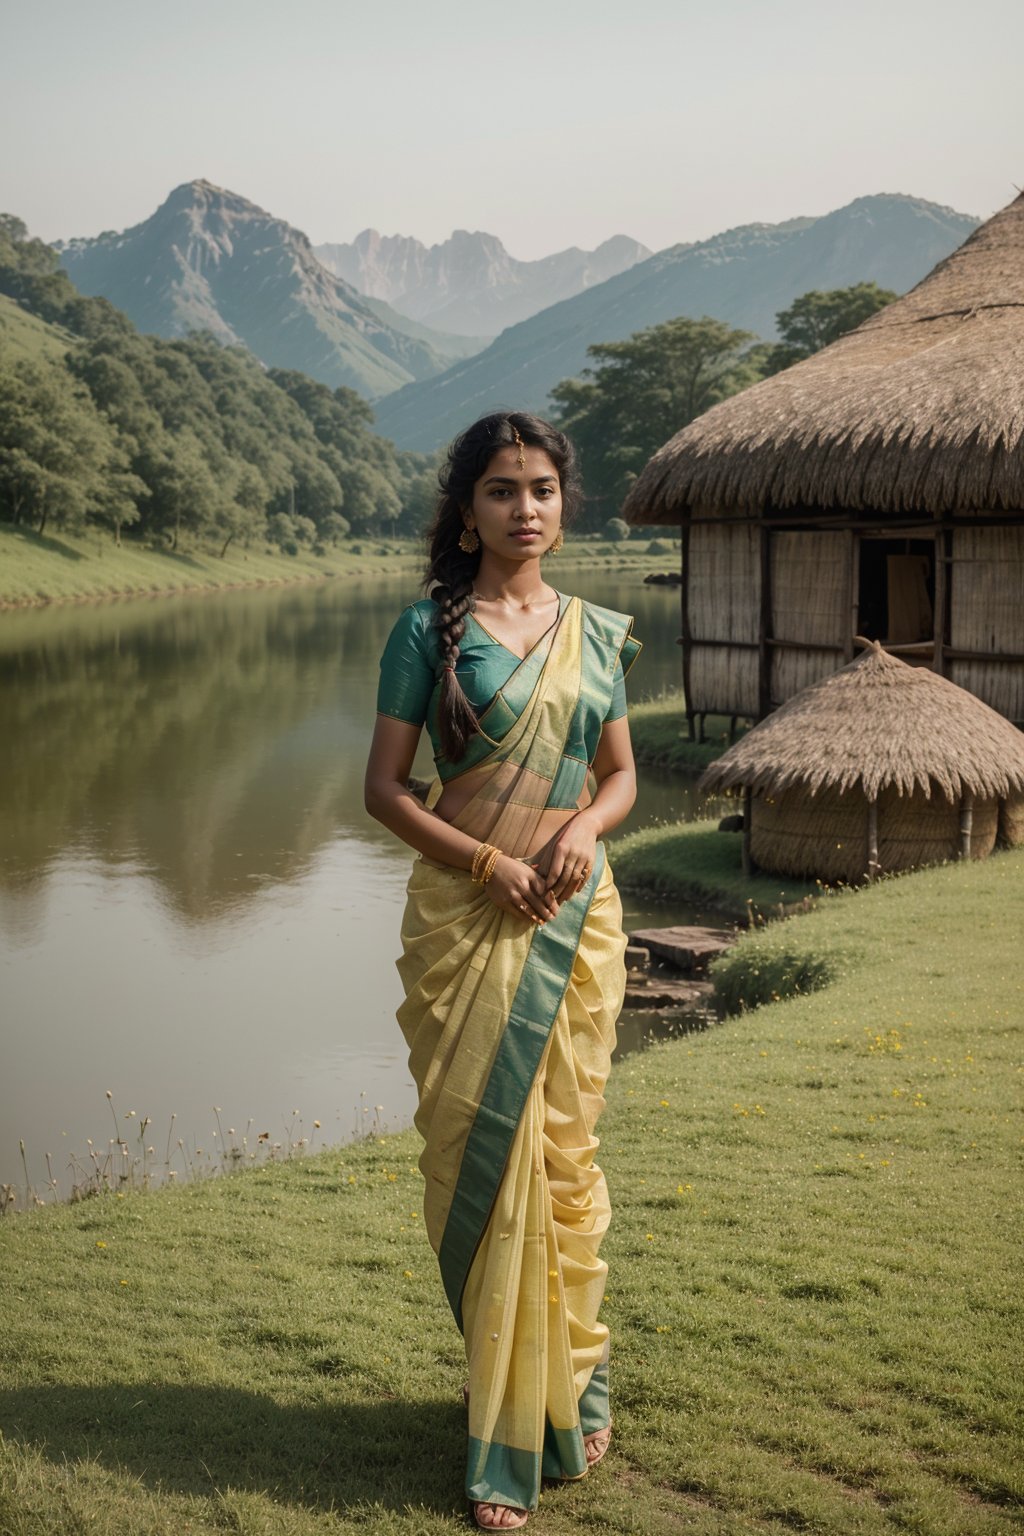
[315,228,652,337]
[53,180,482,400]
[373,194,979,452]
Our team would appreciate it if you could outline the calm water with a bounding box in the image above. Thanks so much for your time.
[1,572,724,1195]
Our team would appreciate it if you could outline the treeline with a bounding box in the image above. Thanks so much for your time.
[552,283,896,526]
[0,215,437,551]
[0,211,896,547]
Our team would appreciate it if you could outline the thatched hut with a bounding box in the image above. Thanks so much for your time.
[700,643,1024,884]
[623,191,1024,735]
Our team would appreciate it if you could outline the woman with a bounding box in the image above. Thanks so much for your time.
[364,412,640,1530]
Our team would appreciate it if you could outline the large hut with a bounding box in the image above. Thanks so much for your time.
[623,191,1024,735]
[700,643,1024,885]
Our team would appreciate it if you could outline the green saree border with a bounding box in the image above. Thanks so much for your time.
[438,842,607,1331]
[467,1364,611,1508]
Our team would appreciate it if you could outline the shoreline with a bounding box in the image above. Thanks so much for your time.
[0,525,668,612]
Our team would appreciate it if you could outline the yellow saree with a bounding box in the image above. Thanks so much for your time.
[394,595,639,1512]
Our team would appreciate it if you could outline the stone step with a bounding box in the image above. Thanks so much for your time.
[627,925,736,976]
[623,976,714,1010]
[625,943,650,973]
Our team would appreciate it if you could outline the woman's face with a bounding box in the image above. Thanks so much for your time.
[466,444,563,562]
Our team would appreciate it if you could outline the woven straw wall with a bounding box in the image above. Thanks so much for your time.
[769,530,847,703]
[690,523,760,641]
[771,532,848,644]
[688,522,760,716]
[950,525,1024,721]
[998,791,1024,847]
[750,783,998,884]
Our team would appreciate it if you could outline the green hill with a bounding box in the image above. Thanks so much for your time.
[0,215,435,554]
[54,181,482,400]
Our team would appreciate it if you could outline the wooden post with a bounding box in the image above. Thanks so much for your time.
[933,524,950,676]
[742,787,753,876]
[758,521,772,719]
[866,796,880,881]
[959,792,974,860]
[679,518,695,741]
[844,529,857,663]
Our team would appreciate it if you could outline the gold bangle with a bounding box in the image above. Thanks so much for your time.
[471,843,498,883]
[480,846,502,884]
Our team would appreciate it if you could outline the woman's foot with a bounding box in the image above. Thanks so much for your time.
[472,1501,528,1530]
[584,1425,611,1467]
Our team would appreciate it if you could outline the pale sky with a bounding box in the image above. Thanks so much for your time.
[2,0,1021,260]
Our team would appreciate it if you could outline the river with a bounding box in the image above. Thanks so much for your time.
[0,571,725,1198]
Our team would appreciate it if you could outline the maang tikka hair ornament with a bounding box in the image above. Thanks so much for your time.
[511,424,526,470]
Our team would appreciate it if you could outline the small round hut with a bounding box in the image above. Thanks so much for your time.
[700,643,1024,884]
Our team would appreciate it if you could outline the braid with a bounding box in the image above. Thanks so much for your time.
[426,546,480,762]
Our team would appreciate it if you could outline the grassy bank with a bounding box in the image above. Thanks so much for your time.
[1,849,1021,1534]
[628,693,743,775]
[0,526,662,609]
[611,816,819,919]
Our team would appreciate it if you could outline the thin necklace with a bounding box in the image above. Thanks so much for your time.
[471,587,558,610]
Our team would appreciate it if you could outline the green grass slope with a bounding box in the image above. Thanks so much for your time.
[0,525,423,606]
[0,292,74,363]
[1,850,1020,1534]
[0,527,659,608]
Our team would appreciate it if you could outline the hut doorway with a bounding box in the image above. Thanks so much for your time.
[857,534,935,648]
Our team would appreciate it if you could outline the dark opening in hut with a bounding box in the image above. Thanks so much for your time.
[624,191,1024,734]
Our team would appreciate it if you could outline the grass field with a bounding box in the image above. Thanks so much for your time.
[0,526,662,608]
[2,848,1021,1535]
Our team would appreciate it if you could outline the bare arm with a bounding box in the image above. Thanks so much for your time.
[364,714,558,922]
[532,714,637,899]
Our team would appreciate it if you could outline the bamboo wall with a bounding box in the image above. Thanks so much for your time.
[949,525,1024,722]
[688,522,760,716]
[770,531,848,702]
[682,515,1023,725]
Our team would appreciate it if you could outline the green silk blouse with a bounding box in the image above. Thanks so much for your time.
[376,593,641,797]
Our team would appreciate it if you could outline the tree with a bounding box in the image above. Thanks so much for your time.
[551,316,760,521]
[763,282,898,374]
[0,358,121,534]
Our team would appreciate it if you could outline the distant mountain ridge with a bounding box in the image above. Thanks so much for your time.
[315,228,652,337]
[373,194,980,452]
[54,180,481,399]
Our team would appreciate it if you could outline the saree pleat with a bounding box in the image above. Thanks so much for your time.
[393,596,634,1513]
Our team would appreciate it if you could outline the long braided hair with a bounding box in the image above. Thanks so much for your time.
[425,411,582,762]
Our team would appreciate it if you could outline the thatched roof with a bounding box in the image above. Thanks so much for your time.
[700,644,1024,803]
[625,191,1024,522]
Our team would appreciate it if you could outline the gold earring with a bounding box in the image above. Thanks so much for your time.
[459,525,480,553]
[548,527,564,555]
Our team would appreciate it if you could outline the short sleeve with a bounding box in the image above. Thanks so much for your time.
[377,606,436,726]
[604,658,628,722]
[604,627,641,721]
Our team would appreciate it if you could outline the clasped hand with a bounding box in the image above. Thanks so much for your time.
[484,813,598,924]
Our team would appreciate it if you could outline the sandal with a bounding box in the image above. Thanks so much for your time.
[583,1424,612,1468]
[472,1501,528,1530]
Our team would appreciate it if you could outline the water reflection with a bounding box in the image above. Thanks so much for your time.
[1,572,719,1193]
